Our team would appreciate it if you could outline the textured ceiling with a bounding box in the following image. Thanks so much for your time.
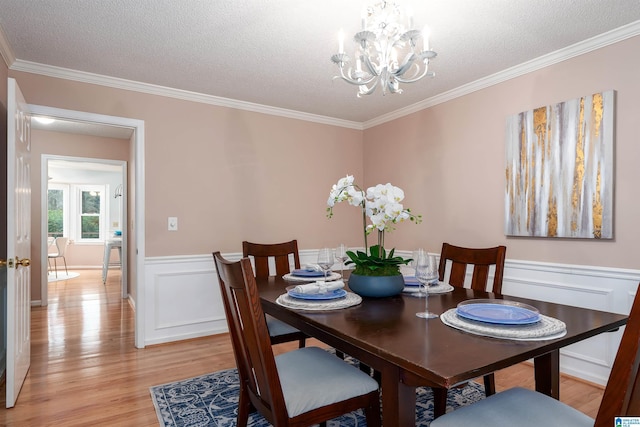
[1,0,640,125]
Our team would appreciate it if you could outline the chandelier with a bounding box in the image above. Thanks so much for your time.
[331,1,437,96]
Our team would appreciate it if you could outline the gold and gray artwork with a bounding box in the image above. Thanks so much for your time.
[505,90,614,239]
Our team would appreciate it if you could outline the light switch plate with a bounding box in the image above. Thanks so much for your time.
[168,217,178,231]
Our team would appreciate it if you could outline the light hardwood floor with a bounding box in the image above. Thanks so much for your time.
[1,269,604,425]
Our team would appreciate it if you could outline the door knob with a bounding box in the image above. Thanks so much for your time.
[0,257,31,268]
[14,257,31,268]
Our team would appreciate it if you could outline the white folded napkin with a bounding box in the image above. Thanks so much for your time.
[302,264,322,272]
[293,280,345,294]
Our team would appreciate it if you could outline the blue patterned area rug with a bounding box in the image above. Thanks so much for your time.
[150,359,485,427]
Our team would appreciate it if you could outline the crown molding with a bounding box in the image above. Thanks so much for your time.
[363,20,640,129]
[5,20,640,131]
[0,23,15,68]
[9,59,364,131]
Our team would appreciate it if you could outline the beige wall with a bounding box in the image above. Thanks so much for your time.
[8,70,365,300]
[31,130,130,297]
[364,35,640,269]
[7,34,640,305]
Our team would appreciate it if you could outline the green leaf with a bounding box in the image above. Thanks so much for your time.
[343,245,410,276]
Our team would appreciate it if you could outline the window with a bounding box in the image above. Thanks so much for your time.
[47,184,68,238]
[76,185,106,242]
[47,183,108,243]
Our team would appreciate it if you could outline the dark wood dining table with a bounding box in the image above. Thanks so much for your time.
[257,275,628,426]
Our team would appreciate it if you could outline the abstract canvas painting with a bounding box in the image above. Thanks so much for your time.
[505,91,614,239]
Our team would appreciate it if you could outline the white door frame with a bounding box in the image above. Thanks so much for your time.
[42,155,128,300]
[29,104,146,349]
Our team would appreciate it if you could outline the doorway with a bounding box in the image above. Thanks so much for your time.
[42,155,128,300]
[29,104,146,348]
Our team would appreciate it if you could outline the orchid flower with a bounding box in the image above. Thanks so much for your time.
[327,175,421,256]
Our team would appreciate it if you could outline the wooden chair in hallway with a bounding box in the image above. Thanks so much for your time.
[242,240,307,348]
[213,251,381,427]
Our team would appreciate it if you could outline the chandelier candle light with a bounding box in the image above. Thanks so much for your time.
[331,1,437,96]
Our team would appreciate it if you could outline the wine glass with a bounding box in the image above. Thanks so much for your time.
[409,248,425,270]
[317,248,334,281]
[408,248,427,298]
[415,253,439,318]
[335,244,348,277]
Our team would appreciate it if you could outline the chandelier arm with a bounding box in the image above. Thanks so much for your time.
[395,54,419,77]
[335,66,379,86]
[387,80,402,94]
[337,75,380,86]
[357,80,380,97]
[394,63,433,84]
[361,54,380,77]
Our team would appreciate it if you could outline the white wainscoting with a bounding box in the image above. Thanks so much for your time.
[500,259,639,385]
[144,255,228,345]
[143,250,318,345]
[144,250,639,385]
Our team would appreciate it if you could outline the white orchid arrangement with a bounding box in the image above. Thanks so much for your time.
[327,174,422,276]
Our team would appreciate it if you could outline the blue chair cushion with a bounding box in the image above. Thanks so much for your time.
[266,315,300,337]
[430,387,594,427]
[275,346,379,418]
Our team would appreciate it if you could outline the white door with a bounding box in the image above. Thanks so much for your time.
[5,78,32,408]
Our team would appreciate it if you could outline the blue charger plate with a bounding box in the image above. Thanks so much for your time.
[291,269,326,277]
[403,276,420,286]
[286,286,347,300]
[456,300,540,325]
[403,276,438,286]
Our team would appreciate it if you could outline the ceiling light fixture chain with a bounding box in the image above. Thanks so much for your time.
[331,0,437,97]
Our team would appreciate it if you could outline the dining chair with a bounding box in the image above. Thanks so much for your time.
[431,283,640,427]
[46,237,56,273]
[438,242,507,294]
[212,251,381,427]
[47,237,69,278]
[429,242,507,417]
[242,240,308,348]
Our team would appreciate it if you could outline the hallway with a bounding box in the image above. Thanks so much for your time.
[0,269,228,426]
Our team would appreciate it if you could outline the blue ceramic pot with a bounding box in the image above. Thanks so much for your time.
[347,273,405,298]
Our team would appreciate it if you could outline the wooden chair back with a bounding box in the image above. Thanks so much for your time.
[595,284,640,425]
[213,251,288,425]
[242,240,301,279]
[438,242,506,294]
